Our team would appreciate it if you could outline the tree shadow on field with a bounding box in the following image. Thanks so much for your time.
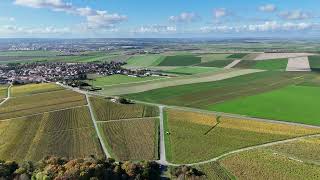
[204,116,221,135]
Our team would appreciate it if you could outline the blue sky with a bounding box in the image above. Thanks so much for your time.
[0,0,319,38]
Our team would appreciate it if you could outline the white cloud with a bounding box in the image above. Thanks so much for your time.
[169,12,200,23]
[213,8,228,18]
[0,25,70,35]
[259,4,276,12]
[279,10,311,20]
[200,21,316,33]
[14,0,127,29]
[132,25,176,34]
[0,17,15,22]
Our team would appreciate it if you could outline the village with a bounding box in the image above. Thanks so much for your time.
[0,61,163,86]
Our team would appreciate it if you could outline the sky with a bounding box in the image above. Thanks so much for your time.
[0,0,319,38]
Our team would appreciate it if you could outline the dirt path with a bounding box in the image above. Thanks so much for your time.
[158,106,168,165]
[286,56,311,71]
[0,84,12,106]
[85,94,111,158]
[224,59,241,69]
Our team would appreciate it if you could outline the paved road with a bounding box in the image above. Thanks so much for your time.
[0,84,12,106]
[157,105,168,165]
[85,94,111,158]
[165,133,320,166]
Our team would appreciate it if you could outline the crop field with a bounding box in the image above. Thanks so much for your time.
[90,96,159,121]
[0,85,8,99]
[11,83,64,97]
[195,162,234,180]
[162,66,221,75]
[0,107,104,162]
[87,74,163,87]
[220,149,320,180]
[308,56,320,71]
[97,118,159,161]
[233,59,288,70]
[123,55,164,67]
[0,50,61,57]
[266,136,320,164]
[164,108,320,164]
[158,55,201,66]
[254,53,314,60]
[125,71,312,108]
[200,54,233,62]
[0,90,87,120]
[227,53,248,59]
[197,60,234,68]
[209,85,320,126]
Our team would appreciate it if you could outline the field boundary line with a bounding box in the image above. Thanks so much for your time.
[166,133,320,166]
[0,83,12,106]
[0,105,88,122]
[96,116,159,123]
[85,93,111,158]
[100,77,170,88]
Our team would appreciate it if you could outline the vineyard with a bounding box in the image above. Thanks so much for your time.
[164,108,320,164]
[90,96,159,121]
[220,149,320,180]
[0,106,104,162]
[0,90,87,120]
[0,85,8,99]
[11,83,64,97]
[97,118,159,161]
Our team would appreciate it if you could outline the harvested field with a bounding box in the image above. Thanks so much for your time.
[105,69,260,95]
[234,59,288,70]
[164,108,320,164]
[123,55,164,67]
[227,53,248,59]
[90,96,159,121]
[126,71,311,108]
[254,53,314,60]
[158,55,201,66]
[97,118,159,161]
[162,66,221,75]
[197,60,234,68]
[266,136,320,164]
[286,56,311,71]
[0,107,104,162]
[0,90,86,120]
[209,85,320,126]
[11,83,64,97]
[87,74,163,87]
[220,149,320,180]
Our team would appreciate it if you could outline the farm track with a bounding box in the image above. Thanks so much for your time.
[166,133,320,166]
[85,94,111,158]
[158,106,167,165]
[0,84,11,106]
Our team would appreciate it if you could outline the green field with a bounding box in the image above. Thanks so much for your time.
[97,118,159,161]
[90,96,159,121]
[200,54,233,62]
[227,53,248,59]
[220,149,320,180]
[196,60,234,68]
[11,83,64,97]
[234,59,288,70]
[125,71,311,108]
[164,108,320,164]
[0,90,86,120]
[308,56,320,71]
[124,55,164,67]
[209,85,320,126]
[0,50,60,57]
[158,55,201,66]
[162,66,221,75]
[87,74,163,87]
[0,107,104,162]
